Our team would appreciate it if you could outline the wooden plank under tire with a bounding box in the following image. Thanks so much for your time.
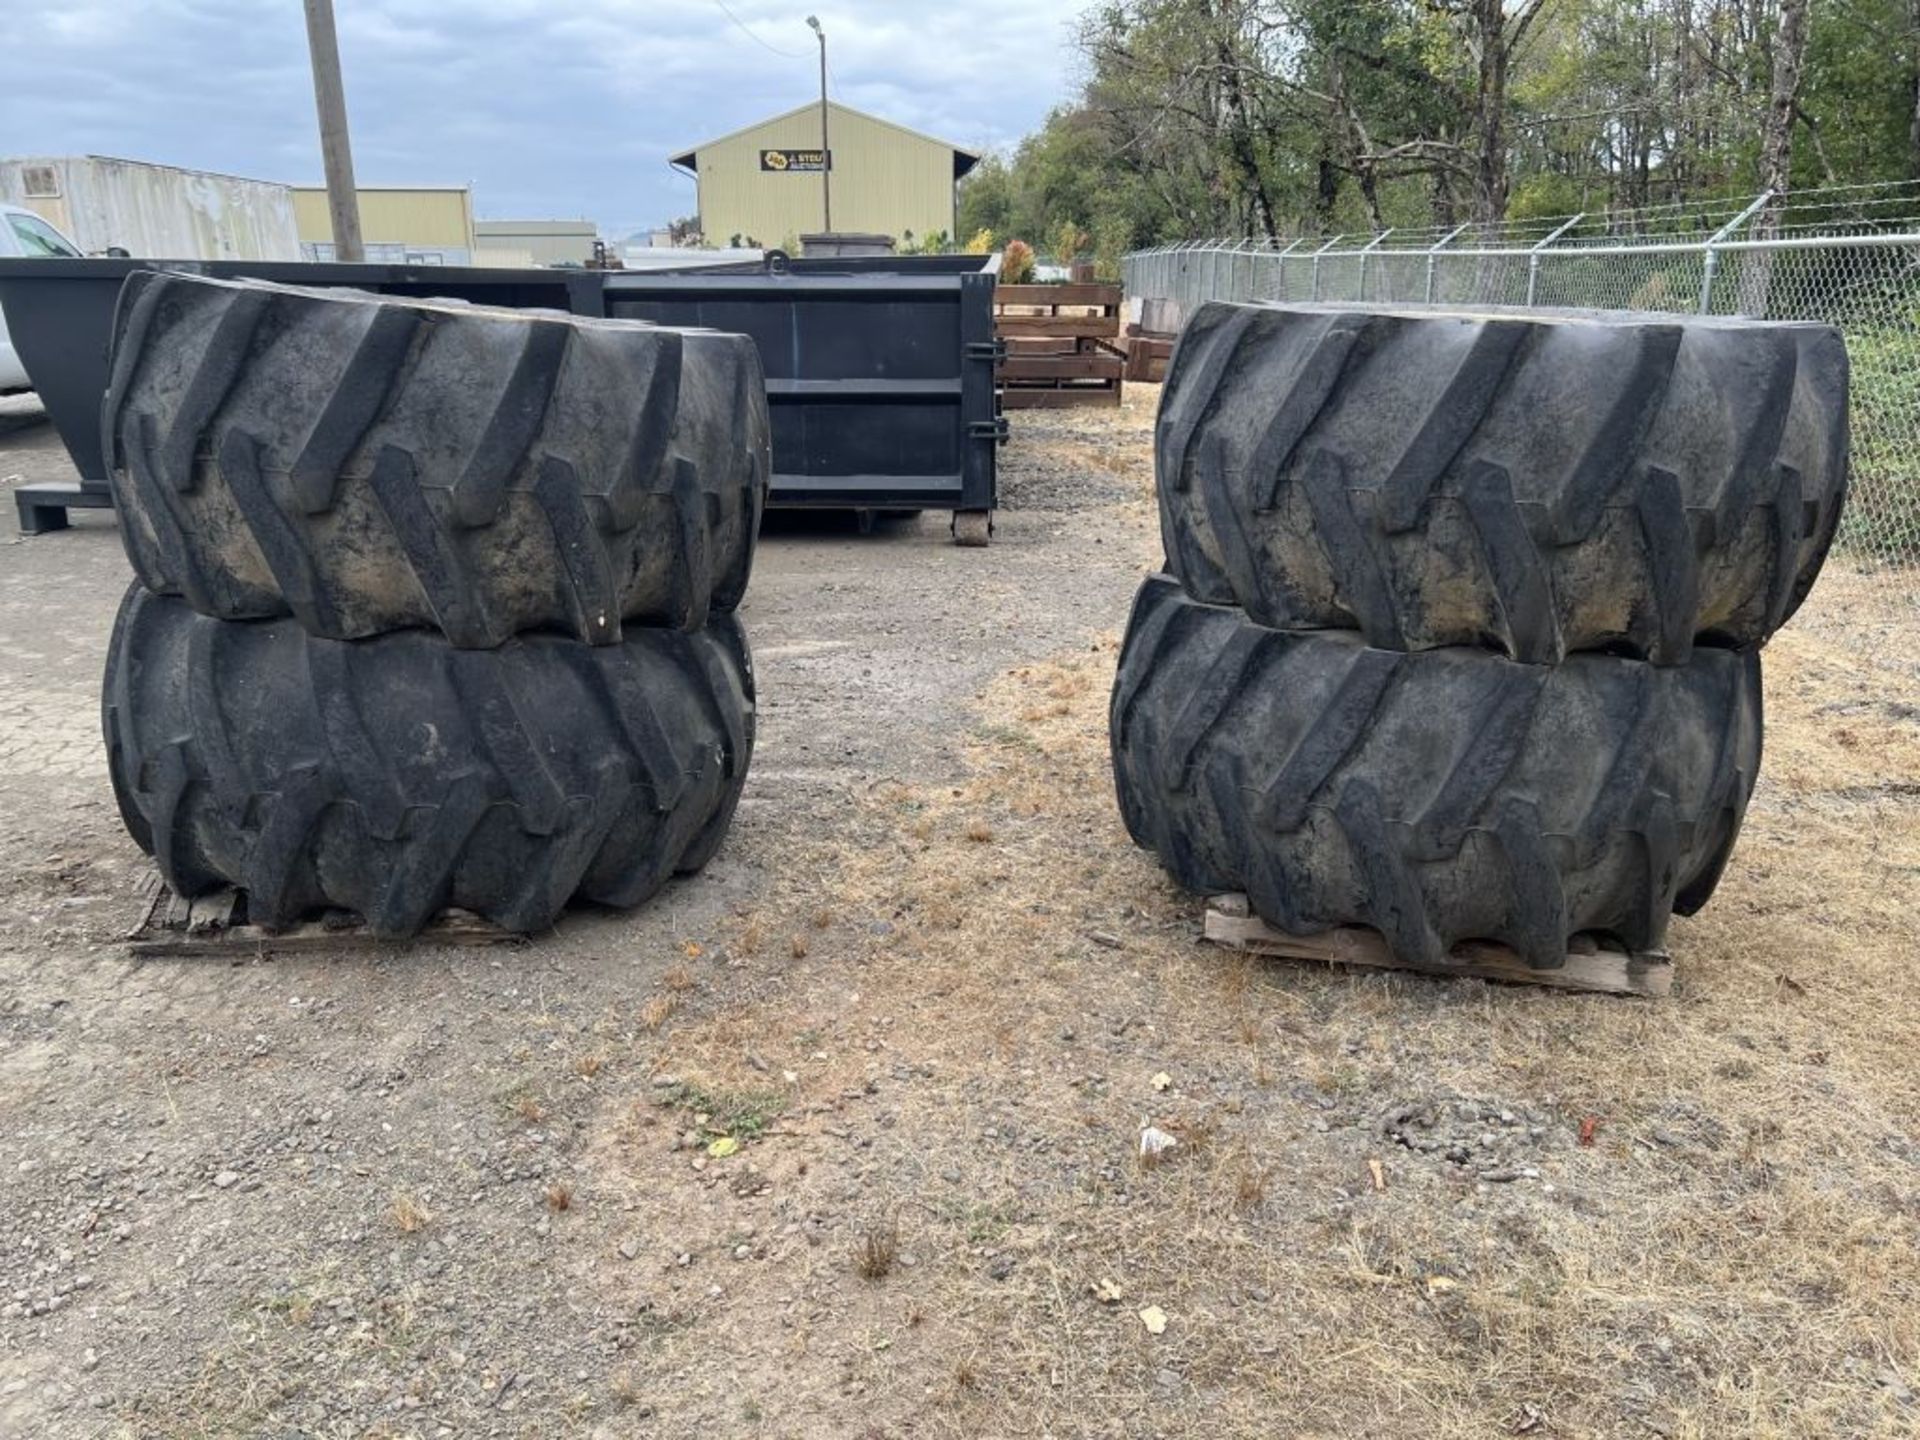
[1201,894,1672,997]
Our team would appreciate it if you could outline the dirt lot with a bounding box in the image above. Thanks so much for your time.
[1,388,1916,1439]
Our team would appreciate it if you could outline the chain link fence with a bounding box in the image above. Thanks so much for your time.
[1124,194,1920,590]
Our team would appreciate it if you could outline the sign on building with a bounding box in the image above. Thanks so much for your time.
[759,149,831,173]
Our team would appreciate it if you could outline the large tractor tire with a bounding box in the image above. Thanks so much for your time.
[101,270,769,647]
[1156,302,1848,665]
[1109,576,1761,969]
[103,585,755,938]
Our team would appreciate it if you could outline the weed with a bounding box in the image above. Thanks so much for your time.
[974,722,1040,753]
[1233,1165,1270,1215]
[812,907,834,929]
[966,819,995,844]
[855,1218,899,1280]
[390,1191,431,1234]
[496,1083,545,1124]
[640,994,677,1032]
[662,1081,786,1140]
[545,1182,573,1212]
[574,1053,604,1080]
[790,933,810,959]
[268,1286,319,1327]
[663,964,695,993]
[610,1367,643,1407]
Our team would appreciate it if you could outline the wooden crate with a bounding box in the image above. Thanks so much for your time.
[1121,329,1176,382]
[994,283,1125,408]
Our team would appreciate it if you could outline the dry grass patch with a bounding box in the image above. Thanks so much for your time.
[607,572,1918,1437]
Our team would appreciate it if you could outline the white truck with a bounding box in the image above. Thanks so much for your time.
[0,202,85,392]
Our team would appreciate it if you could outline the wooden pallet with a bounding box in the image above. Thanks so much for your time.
[1200,894,1671,997]
[125,872,526,957]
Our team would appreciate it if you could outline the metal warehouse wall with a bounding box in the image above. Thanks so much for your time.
[0,156,299,260]
[689,103,962,248]
[474,219,596,267]
[293,187,475,262]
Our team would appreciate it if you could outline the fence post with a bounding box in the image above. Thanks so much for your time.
[1525,213,1585,306]
[1424,223,1468,303]
[1357,229,1392,303]
[1310,234,1345,302]
[1699,190,1774,314]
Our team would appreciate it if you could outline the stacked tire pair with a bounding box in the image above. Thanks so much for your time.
[1112,301,1849,969]
[101,271,770,937]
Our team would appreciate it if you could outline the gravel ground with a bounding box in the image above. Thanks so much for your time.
[2,387,1917,1440]
[0,393,1152,1437]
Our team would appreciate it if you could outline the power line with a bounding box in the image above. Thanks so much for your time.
[708,0,806,58]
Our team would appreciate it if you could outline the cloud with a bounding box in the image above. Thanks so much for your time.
[0,0,1098,232]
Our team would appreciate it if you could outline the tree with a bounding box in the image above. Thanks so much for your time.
[978,0,1916,249]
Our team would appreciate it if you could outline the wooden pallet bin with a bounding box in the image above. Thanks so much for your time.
[994,283,1124,409]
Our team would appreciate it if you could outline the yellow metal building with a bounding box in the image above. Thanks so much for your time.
[292,185,475,264]
[670,102,979,248]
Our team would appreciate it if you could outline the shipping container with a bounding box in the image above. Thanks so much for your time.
[0,155,299,260]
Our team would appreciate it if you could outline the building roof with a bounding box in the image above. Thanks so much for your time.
[669,101,981,180]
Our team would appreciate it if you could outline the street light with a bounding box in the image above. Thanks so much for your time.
[806,15,830,232]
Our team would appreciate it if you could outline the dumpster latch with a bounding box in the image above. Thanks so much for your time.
[969,416,1011,444]
[965,339,1007,363]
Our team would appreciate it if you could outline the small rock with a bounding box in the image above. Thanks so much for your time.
[212,1171,240,1190]
[618,1240,640,1261]
[732,1244,751,1261]
[987,1254,1015,1281]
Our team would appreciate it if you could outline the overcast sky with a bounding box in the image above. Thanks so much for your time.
[2,0,1098,235]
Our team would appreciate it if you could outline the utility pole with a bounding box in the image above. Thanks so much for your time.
[302,0,364,262]
[806,15,831,232]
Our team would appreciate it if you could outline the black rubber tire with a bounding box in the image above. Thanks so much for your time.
[101,270,770,647]
[1109,576,1761,969]
[102,584,755,937]
[1156,301,1848,665]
